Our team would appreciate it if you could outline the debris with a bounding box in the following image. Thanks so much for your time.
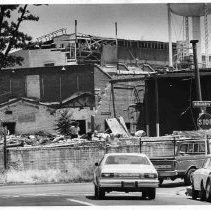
[135,130,146,137]
[52,136,64,143]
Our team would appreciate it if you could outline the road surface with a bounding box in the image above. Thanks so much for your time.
[0,179,210,206]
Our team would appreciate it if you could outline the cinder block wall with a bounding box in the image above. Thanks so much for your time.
[0,140,174,172]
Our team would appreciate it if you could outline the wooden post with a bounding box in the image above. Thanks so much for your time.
[155,77,160,137]
[91,115,95,132]
[145,80,150,136]
[139,138,142,153]
[59,74,62,104]
[111,82,116,118]
[3,127,7,170]
[115,22,119,72]
[75,20,77,63]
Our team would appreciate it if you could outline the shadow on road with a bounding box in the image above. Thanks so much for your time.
[160,181,186,188]
[86,195,149,200]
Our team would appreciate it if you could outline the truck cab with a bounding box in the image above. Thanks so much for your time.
[142,137,211,186]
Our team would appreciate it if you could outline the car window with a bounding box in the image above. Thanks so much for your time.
[180,144,188,153]
[105,155,150,165]
[187,143,194,153]
[199,143,205,153]
[194,143,199,153]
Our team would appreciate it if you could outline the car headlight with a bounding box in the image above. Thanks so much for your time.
[101,173,114,177]
[144,173,158,178]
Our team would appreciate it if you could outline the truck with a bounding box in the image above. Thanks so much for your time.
[140,135,211,186]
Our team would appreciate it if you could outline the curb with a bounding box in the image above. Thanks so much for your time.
[0,181,92,187]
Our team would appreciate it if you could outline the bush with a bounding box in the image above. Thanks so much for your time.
[0,161,94,184]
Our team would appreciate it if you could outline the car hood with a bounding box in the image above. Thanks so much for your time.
[101,164,157,174]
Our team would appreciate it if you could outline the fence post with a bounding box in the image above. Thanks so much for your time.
[139,138,142,153]
[3,127,7,170]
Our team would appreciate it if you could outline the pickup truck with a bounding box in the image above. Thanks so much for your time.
[140,137,211,186]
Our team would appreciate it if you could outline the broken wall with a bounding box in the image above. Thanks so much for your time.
[94,79,145,133]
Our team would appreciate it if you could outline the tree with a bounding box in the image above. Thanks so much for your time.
[0,4,39,69]
[55,110,75,136]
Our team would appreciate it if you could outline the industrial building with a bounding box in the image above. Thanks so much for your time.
[3,2,211,136]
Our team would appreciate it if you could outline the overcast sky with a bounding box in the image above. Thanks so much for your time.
[4,1,211,49]
[17,3,185,42]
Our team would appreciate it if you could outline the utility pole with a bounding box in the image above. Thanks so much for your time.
[167,4,173,68]
[190,40,203,113]
[155,77,160,137]
[75,20,78,63]
[115,22,119,72]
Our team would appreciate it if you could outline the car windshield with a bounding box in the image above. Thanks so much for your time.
[105,155,150,165]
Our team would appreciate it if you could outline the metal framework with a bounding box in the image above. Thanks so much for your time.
[36,28,67,43]
[204,3,209,67]
[184,16,189,57]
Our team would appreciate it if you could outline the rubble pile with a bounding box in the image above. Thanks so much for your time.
[0,130,140,148]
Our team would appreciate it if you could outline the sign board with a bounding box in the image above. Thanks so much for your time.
[193,101,211,108]
[197,112,211,130]
[101,111,111,116]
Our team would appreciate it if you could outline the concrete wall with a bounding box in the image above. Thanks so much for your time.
[10,50,30,68]
[0,139,174,172]
[10,49,67,68]
[29,49,66,67]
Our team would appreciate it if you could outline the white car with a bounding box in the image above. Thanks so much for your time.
[191,155,211,202]
[93,153,159,199]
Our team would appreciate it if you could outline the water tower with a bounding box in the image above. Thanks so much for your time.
[168,3,211,68]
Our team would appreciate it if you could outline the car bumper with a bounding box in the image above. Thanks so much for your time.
[158,170,178,177]
[98,178,159,188]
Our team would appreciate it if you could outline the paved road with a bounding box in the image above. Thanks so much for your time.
[0,179,210,206]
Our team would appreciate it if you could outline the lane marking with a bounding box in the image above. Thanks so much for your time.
[67,199,96,206]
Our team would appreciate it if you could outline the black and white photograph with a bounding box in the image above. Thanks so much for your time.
[0,0,211,207]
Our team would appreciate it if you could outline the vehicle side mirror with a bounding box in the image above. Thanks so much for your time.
[179,151,185,156]
[95,162,99,166]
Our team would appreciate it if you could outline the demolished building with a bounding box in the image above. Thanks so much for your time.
[2,29,211,137]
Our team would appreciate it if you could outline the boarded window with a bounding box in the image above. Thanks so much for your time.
[26,75,40,99]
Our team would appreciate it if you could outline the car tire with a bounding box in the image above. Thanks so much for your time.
[205,181,211,202]
[94,185,99,198]
[184,168,196,186]
[192,183,198,200]
[98,187,105,199]
[142,191,147,199]
[200,182,206,201]
[95,186,105,199]
[158,178,164,187]
[148,188,156,200]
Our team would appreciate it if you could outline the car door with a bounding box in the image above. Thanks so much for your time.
[194,158,211,190]
[202,157,211,189]
[176,142,206,174]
